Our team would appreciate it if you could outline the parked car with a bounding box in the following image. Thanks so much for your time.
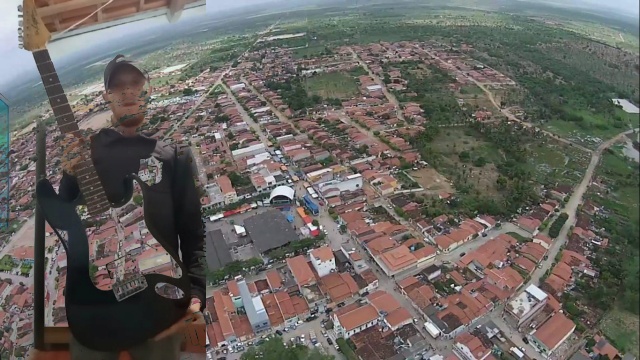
[275,330,283,336]
[327,338,333,345]
[459,252,466,257]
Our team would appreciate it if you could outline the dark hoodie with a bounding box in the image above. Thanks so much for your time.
[58,128,206,309]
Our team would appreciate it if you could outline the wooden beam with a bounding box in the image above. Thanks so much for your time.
[43,321,206,353]
[97,5,104,22]
[37,0,110,18]
[139,0,145,12]
[167,0,189,22]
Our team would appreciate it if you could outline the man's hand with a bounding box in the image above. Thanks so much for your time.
[60,129,95,176]
[153,298,202,342]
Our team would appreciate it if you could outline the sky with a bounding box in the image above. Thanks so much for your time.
[0,0,637,89]
[0,0,279,89]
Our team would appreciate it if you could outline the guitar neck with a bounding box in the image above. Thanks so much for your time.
[33,49,110,216]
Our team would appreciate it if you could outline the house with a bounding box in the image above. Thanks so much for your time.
[528,312,575,358]
[310,246,336,278]
[454,332,492,360]
[217,175,238,204]
[332,304,379,338]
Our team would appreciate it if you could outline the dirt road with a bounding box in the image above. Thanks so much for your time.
[348,47,405,122]
[423,49,593,153]
[527,127,637,286]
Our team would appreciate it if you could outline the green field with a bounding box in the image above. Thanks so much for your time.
[0,255,15,271]
[527,142,590,186]
[151,74,183,87]
[597,150,640,215]
[306,72,360,99]
[543,109,639,148]
[601,307,640,357]
[293,45,328,59]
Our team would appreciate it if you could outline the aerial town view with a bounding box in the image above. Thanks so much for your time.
[0,0,638,359]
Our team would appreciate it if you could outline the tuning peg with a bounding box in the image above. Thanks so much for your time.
[18,20,23,27]
[17,5,22,12]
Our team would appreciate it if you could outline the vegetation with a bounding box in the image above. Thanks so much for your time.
[266,78,322,113]
[0,255,15,272]
[394,62,470,125]
[336,338,357,360]
[241,336,333,360]
[227,171,252,187]
[206,258,263,284]
[506,232,529,243]
[548,213,569,238]
[306,72,360,99]
[266,235,326,261]
[411,121,542,217]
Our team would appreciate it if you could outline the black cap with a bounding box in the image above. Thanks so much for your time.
[103,54,147,90]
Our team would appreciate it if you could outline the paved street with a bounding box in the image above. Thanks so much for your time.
[222,84,272,147]
[241,78,301,135]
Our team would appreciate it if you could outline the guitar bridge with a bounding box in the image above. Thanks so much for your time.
[112,276,148,302]
[106,254,148,301]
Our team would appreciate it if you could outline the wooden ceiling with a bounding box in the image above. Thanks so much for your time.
[35,0,205,40]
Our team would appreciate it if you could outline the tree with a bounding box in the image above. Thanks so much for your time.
[89,263,99,279]
[312,220,319,227]
[182,87,195,96]
[241,337,334,360]
[132,194,143,206]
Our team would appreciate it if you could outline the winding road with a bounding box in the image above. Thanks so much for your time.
[422,48,594,153]
[526,127,638,286]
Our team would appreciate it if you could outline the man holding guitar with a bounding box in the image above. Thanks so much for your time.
[58,55,206,360]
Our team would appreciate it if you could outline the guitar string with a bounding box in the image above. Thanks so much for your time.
[56,0,115,37]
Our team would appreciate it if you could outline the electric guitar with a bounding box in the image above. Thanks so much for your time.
[19,0,191,352]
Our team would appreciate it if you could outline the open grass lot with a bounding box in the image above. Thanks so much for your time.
[293,44,327,59]
[408,168,455,194]
[543,110,639,149]
[306,72,360,99]
[430,128,503,197]
[150,74,182,88]
[595,150,640,218]
[601,307,640,357]
[0,255,16,272]
[527,141,590,186]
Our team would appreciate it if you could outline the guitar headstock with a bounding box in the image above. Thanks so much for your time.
[18,0,51,51]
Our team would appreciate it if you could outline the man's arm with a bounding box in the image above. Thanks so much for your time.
[173,145,206,310]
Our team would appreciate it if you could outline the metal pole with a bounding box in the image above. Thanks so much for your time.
[33,120,46,350]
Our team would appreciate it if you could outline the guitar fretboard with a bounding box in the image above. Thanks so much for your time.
[33,49,110,216]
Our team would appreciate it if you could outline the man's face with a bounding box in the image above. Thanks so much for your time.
[103,65,151,129]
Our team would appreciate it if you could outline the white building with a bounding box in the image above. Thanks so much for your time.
[317,174,363,198]
[309,246,336,278]
[232,143,267,160]
[230,83,246,91]
[506,284,548,326]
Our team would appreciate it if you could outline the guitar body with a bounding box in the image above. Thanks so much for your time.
[36,175,191,352]
[20,0,194,351]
